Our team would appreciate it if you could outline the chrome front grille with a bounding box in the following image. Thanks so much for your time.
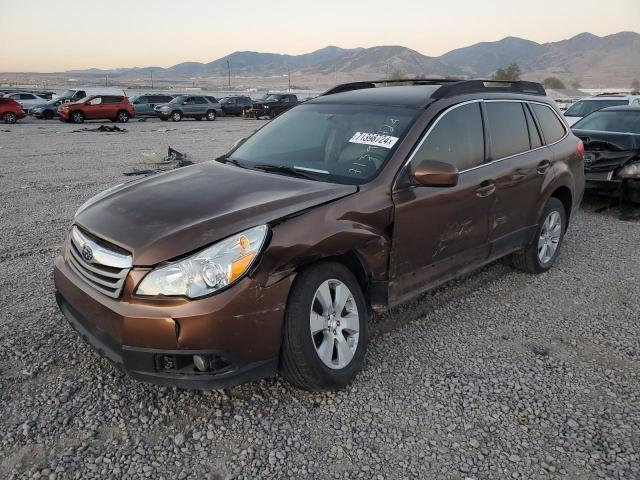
[67,226,133,298]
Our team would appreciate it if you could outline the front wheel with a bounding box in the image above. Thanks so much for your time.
[205,110,216,121]
[71,111,85,124]
[3,112,17,124]
[512,197,566,273]
[280,262,369,391]
[171,111,182,122]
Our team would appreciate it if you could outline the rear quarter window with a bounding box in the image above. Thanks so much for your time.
[485,102,530,159]
[531,104,566,144]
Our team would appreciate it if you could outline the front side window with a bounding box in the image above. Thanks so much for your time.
[531,104,566,144]
[411,102,485,172]
[565,99,626,117]
[485,102,530,159]
[230,103,419,185]
[572,111,640,134]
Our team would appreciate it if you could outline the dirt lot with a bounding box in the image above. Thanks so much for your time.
[0,116,638,480]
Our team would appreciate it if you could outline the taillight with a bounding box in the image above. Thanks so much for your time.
[576,139,585,158]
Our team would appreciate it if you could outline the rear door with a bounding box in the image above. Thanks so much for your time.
[193,96,208,115]
[486,101,552,256]
[390,101,497,302]
[84,96,103,119]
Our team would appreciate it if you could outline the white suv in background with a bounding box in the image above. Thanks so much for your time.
[564,93,640,126]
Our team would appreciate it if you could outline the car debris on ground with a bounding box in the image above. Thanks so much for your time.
[72,125,127,134]
[123,146,193,176]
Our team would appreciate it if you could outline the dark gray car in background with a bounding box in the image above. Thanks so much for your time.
[131,94,176,117]
[153,95,221,121]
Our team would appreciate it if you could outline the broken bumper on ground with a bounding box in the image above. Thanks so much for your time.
[54,255,291,389]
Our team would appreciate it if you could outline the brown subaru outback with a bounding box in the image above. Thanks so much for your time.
[54,79,585,391]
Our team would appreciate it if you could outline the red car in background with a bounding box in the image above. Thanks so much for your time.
[58,95,135,124]
[0,97,26,124]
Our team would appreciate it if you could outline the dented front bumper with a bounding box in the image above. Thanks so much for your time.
[53,255,292,389]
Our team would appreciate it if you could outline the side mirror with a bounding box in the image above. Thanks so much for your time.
[413,159,459,187]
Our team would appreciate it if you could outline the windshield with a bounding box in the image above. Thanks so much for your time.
[264,95,282,102]
[170,95,187,104]
[229,103,419,185]
[59,90,77,100]
[565,99,627,117]
[573,110,640,134]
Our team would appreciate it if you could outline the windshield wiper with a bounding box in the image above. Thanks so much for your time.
[216,156,249,169]
[251,164,324,181]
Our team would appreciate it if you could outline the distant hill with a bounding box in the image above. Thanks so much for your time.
[24,31,639,87]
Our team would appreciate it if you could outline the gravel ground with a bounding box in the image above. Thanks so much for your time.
[0,116,638,480]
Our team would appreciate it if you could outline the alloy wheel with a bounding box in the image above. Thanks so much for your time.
[310,279,360,370]
[538,211,562,264]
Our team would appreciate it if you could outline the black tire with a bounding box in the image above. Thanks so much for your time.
[512,197,566,274]
[43,110,54,120]
[205,110,216,121]
[3,112,17,124]
[280,262,369,391]
[71,111,85,124]
[171,111,182,122]
[116,110,130,123]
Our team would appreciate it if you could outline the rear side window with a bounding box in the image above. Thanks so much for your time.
[205,96,218,103]
[103,96,123,104]
[524,104,543,149]
[194,97,207,104]
[531,104,566,144]
[485,102,530,159]
[413,102,485,172]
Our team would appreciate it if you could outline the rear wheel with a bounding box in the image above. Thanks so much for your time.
[3,112,17,124]
[206,110,216,121]
[512,197,566,273]
[71,111,85,124]
[280,262,369,391]
[171,111,182,122]
[116,110,130,123]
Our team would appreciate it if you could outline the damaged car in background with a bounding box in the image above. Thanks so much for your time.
[572,106,640,204]
[54,79,584,392]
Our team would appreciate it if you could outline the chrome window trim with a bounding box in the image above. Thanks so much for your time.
[399,99,570,177]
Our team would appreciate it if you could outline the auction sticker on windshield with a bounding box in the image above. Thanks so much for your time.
[349,132,399,149]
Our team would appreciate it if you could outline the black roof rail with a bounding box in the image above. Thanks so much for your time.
[321,78,460,96]
[594,92,626,96]
[431,80,546,99]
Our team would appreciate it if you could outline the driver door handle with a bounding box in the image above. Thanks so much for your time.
[475,181,496,198]
[537,160,551,174]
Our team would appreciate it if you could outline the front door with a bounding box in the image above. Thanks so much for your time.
[390,101,497,303]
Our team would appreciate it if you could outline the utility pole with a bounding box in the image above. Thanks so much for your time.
[105,75,108,87]
[150,70,154,89]
[288,67,291,92]
[226,60,231,90]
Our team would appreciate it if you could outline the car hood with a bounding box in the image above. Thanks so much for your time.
[74,161,357,265]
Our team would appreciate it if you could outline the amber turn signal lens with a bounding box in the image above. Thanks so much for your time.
[230,252,256,282]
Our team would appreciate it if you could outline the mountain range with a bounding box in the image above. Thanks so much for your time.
[38,31,640,87]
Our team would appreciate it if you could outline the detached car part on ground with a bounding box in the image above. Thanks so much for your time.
[249,93,299,119]
[54,79,584,391]
[572,106,640,204]
[0,97,26,124]
[58,95,135,124]
[153,95,221,121]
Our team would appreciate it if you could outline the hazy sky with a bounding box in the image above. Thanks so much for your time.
[1,0,638,71]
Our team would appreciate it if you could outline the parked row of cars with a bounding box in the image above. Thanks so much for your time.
[1,88,301,124]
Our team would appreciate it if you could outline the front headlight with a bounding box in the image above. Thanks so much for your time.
[136,225,268,298]
[619,162,640,179]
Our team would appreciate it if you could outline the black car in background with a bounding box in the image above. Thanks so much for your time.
[572,106,640,203]
[250,93,299,119]
[219,96,253,116]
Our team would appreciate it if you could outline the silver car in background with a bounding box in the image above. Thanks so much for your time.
[130,93,176,117]
[153,95,221,121]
